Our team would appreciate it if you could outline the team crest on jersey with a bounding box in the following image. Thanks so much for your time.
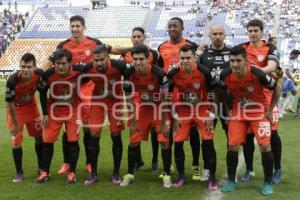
[223,55,229,62]
[147,84,154,90]
[247,86,254,92]
[85,49,91,56]
[194,82,200,89]
[257,54,265,62]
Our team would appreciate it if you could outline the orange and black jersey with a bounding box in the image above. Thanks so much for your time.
[123,65,169,96]
[240,41,279,68]
[72,59,128,98]
[48,36,111,64]
[219,66,277,111]
[167,64,214,103]
[5,69,44,105]
[121,49,158,65]
[157,39,198,72]
[39,65,87,115]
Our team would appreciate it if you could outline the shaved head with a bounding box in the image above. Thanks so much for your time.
[209,24,225,35]
[209,24,225,50]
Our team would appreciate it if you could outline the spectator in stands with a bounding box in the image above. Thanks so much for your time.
[0,8,27,57]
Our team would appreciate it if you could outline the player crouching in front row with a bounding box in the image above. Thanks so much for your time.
[35,49,86,184]
[6,53,44,183]
[167,45,218,190]
[120,44,173,188]
[220,46,280,196]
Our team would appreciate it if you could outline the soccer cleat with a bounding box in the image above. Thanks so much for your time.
[172,176,187,188]
[57,163,70,175]
[37,168,43,175]
[240,170,255,182]
[208,177,218,190]
[200,169,210,182]
[134,160,144,171]
[13,172,24,183]
[66,172,76,184]
[261,183,273,196]
[84,174,98,185]
[85,164,92,174]
[191,166,201,181]
[272,169,282,184]
[112,174,121,185]
[162,174,172,188]
[34,171,49,183]
[120,174,134,187]
[151,162,159,173]
[221,181,237,193]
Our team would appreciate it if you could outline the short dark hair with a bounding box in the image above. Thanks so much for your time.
[290,49,300,56]
[169,17,184,28]
[70,15,85,26]
[179,44,195,55]
[53,49,72,63]
[247,19,264,31]
[131,44,149,58]
[230,45,246,59]
[20,53,36,66]
[132,27,145,34]
[93,45,109,54]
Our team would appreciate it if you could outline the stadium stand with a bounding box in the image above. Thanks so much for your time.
[85,6,148,38]
[0,39,59,68]
[20,7,88,38]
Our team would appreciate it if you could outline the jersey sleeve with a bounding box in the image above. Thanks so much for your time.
[157,45,164,69]
[122,67,135,93]
[167,67,179,93]
[218,68,231,89]
[267,43,279,63]
[72,62,93,73]
[111,59,129,76]
[5,72,19,102]
[251,66,277,90]
[197,64,216,89]
[152,65,169,93]
[38,68,54,115]
[150,49,159,65]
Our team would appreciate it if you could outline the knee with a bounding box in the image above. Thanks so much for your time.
[259,144,271,152]
[35,137,43,144]
[91,131,101,138]
[160,142,169,149]
[129,142,140,148]
[229,145,239,152]
[12,144,21,149]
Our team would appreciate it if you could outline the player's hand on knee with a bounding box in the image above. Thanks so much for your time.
[173,119,182,134]
[43,115,49,128]
[265,111,274,124]
[130,121,140,133]
[160,124,169,137]
[204,119,214,132]
[11,123,18,136]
